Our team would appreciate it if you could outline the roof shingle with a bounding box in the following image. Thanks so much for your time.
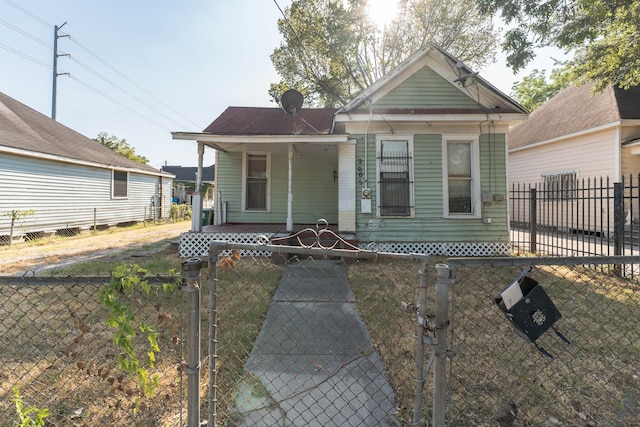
[509,84,640,149]
[203,107,337,135]
[0,91,164,174]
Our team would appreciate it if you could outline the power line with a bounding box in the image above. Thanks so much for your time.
[67,55,192,130]
[68,75,173,132]
[2,0,204,132]
[0,42,50,68]
[0,17,51,48]
[2,0,51,27]
[68,36,202,130]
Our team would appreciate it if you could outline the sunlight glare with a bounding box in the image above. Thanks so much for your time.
[367,0,400,29]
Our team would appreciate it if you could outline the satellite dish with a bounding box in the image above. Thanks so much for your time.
[281,89,304,114]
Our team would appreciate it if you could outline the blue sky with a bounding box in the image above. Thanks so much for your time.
[1,0,559,168]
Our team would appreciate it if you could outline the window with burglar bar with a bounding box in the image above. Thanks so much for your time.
[377,138,413,216]
[542,171,578,200]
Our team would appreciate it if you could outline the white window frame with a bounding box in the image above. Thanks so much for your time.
[442,134,481,218]
[242,151,271,212]
[375,135,415,218]
[112,169,129,199]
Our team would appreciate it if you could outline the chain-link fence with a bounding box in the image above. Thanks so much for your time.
[446,256,640,426]
[0,273,186,427]
[199,238,640,426]
[0,204,190,244]
[3,235,639,426]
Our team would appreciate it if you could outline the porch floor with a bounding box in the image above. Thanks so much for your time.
[201,222,339,235]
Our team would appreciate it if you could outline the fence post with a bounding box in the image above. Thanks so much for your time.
[182,258,202,427]
[433,264,453,427]
[411,260,431,426]
[529,188,537,254]
[93,208,97,232]
[614,182,624,275]
[208,241,225,427]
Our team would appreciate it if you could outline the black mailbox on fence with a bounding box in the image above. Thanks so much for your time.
[495,266,570,358]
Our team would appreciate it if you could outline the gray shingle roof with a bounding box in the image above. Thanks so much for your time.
[0,91,165,175]
[509,84,640,149]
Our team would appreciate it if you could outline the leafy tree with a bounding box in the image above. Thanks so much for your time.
[510,65,572,112]
[270,0,500,107]
[476,0,640,91]
[94,132,149,165]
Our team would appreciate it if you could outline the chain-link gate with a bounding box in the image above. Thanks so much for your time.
[197,228,432,427]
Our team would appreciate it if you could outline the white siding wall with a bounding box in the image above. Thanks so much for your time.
[509,128,618,184]
[508,128,618,233]
[0,153,171,237]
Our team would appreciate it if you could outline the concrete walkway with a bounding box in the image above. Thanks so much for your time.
[232,259,400,426]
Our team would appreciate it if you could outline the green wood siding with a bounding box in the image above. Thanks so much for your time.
[354,133,509,243]
[374,68,481,110]
[216,149,338,224]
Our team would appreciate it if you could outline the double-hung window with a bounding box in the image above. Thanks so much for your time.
[442,135,480,217]
[112,170,128,198]
[376,136,414,217]
[244,152,269,211]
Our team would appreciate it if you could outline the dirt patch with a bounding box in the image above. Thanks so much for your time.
[0,221,191,275]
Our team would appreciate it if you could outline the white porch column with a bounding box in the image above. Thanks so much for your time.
[192,142,204,232]
[338,140,357,232]
[286,143,293,232]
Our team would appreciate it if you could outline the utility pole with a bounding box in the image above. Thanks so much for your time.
[52,22,70,120]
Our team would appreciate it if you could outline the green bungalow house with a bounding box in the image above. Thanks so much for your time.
[173,43,527,257]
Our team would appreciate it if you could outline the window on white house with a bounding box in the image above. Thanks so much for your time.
[542,171,578,200]
[443,136,480,216]
[377,137,413,217]
[244,153,269,210]
[112,170,128,198]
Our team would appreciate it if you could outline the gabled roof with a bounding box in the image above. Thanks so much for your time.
[161,164,215,182]
[0,91,166,175]
[509,84,640,149]
[203,107,337,135]
[338,43,527,116]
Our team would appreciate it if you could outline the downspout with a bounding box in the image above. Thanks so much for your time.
[364,101,373,190]
[287,143,293,232]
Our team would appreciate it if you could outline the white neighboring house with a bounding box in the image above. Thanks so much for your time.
[508,83,640,227]
[0,91,174,242]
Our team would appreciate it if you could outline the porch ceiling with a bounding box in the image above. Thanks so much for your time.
[171,132,349,152]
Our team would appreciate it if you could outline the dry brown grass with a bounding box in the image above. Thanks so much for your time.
[0,247,282,426]
[3,236,639,425]
[349,259,640,426]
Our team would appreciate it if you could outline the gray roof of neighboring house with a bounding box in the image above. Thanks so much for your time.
[160,165,215,182]
[509,84,640,149]
[0,91,167,175]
